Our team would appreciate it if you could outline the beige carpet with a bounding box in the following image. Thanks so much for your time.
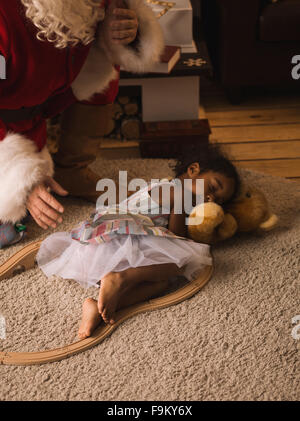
[0,157,299,401]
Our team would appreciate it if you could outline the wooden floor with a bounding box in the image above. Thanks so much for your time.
[200,82,300,183]
[100,81,300,183]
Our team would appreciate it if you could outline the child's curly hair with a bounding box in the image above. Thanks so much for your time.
[169,143,241,203]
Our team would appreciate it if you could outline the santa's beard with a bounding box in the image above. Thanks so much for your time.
[21,0,104,49]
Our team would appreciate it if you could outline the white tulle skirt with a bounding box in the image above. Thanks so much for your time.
[36,232,213,289]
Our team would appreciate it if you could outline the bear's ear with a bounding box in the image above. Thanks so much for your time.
[258,213,279,231]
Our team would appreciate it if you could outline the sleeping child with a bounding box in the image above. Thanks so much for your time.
[36,144,241,339]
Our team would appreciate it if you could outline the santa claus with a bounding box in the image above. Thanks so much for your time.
[0,0,164,247]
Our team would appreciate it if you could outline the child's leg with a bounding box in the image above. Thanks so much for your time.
[78,279,169,339]
[98,263,184,324]
[118,279,170,308]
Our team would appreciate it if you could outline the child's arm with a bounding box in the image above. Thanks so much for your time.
[148,183,188,237]
[168,208,187,238]
[167,186,188,238]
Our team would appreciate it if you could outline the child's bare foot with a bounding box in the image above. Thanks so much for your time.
[98,272,127,325]
[78,298,102,340]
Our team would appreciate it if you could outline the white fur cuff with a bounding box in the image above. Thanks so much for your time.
[98,0,165,73]
[72,0,164,101]
[0,133,54,224]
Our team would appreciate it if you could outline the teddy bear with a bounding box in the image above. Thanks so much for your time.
[187,184,279,245]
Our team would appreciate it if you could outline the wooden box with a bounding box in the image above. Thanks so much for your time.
[139,119,211,158]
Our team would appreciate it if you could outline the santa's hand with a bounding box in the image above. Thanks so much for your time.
[26,177,68,230]
[106,0,138,45]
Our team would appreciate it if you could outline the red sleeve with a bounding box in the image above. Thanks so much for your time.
[0,10,10,141]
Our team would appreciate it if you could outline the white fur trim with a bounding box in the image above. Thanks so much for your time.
[72,0,165,100]
[71,44,118,101]
[98,0,165,73]
[0,133,54,224]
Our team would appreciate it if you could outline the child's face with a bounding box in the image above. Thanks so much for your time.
[183,163,236,206]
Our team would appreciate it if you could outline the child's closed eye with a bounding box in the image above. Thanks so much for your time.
[209,184,216,193]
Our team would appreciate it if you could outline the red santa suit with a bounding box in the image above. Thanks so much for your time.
[0,0,164,224]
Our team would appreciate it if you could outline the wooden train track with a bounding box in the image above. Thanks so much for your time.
[0,240,42,281]
[0,241,213,366]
